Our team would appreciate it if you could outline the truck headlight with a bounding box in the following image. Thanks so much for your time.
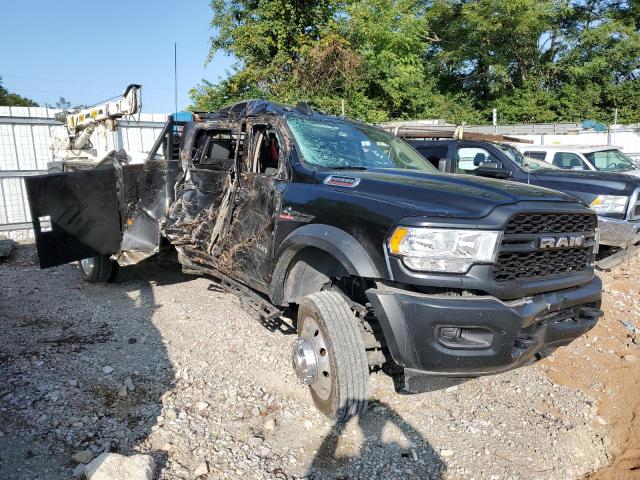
[590,195,628,215]
[388,227,502,273]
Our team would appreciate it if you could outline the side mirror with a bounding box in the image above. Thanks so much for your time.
[481,161,499,169]
[475,164,513,179]
[438,158,452,172]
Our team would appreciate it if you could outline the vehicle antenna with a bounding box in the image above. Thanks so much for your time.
[174,42,178,116]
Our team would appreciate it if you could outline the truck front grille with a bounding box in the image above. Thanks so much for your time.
[493,212,597,283]
[504,213,596,235]
[493,248,593,283]
[628,188,640,220]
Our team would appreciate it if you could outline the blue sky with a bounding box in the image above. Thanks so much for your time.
[0,0,235,112]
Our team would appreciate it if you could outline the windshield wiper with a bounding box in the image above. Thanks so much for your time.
[328,165,368,170]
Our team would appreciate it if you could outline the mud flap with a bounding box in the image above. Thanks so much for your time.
[24,169,121,269]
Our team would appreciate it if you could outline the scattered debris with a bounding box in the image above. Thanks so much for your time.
[620,320,640,335]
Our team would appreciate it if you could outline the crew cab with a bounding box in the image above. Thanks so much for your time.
[411,139,640,255]
[515,144,640,176]
[25,101,603,420]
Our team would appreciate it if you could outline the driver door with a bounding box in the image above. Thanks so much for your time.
[213,120,286,291]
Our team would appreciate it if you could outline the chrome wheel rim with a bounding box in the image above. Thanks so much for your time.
[292,317,332,401]
[80,257,96,274]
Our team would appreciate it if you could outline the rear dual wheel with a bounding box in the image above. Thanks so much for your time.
[292,291,370,422]
[78,255,118,283]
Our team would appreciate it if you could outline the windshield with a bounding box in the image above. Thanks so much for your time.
[286,116,437,172]
[495,143,556,172]
[584,149,636,172]
[523,156,558,171]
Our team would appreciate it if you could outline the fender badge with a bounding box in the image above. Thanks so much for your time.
[323,175,361,188]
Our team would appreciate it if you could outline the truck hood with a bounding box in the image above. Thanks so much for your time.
[533,169,640,196]
[613,168,640,178]
[315,169,580,219]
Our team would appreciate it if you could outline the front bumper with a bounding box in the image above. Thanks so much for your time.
[598,216,640,248]
[366,276,602,377]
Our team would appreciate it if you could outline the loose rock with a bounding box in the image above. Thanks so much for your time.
[84,452,154,480]
[124,377,135,391]
[193,462,209,477]
[263,419,275,431]
[72,449,94,464]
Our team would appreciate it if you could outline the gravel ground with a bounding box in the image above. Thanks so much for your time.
[0,245,616,479]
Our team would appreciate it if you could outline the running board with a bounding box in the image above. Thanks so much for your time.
[181,259,288,332]
[208,276,283,326]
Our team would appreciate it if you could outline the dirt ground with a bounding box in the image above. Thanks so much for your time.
[549,256,640,480]
[0,244,638,479]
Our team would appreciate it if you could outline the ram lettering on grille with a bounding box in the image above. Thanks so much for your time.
[494,213,596,283]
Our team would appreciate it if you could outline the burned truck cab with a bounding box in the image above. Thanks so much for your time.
[26,101,603,421]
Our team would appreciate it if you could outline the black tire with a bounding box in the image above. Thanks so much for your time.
[78,255,114,283]
[296,291,370,421]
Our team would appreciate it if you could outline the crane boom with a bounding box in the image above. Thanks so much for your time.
[50,84,142,171]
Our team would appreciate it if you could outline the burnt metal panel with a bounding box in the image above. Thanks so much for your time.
[25,169,121,269]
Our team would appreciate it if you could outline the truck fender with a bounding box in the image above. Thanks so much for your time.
[269,224,381,305]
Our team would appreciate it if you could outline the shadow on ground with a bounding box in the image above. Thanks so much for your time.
[308,400,446,479]
[0,246,187,479]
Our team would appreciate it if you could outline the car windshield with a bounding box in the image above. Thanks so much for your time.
[584,149,636,172]
[495,143,557,172]
[523,156,558,171]
[286,116,437,172]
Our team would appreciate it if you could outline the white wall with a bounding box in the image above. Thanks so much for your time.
[0,107,168,234]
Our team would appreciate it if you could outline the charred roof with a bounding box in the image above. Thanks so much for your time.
[193,99,323,123]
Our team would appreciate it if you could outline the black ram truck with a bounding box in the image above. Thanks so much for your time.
[410,139,640,266]
[25,101,603,420]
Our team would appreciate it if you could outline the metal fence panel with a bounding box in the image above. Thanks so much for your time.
[0,107,167,236]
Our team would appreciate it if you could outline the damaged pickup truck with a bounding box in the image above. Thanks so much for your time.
[26,100,604,420]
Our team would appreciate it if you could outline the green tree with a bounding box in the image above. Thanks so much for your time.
[0,77,38,107]
[193,0,483,123]
[54,97,72,109]
[192,0,640,125]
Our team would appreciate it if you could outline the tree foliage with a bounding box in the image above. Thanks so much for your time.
[0,77,38,107]
[191,0,640,124]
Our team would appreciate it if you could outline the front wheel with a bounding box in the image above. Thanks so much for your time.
[78,255,115,283]
[292,291,370,422]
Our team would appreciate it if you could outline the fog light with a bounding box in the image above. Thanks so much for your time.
[437,326,493,349]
